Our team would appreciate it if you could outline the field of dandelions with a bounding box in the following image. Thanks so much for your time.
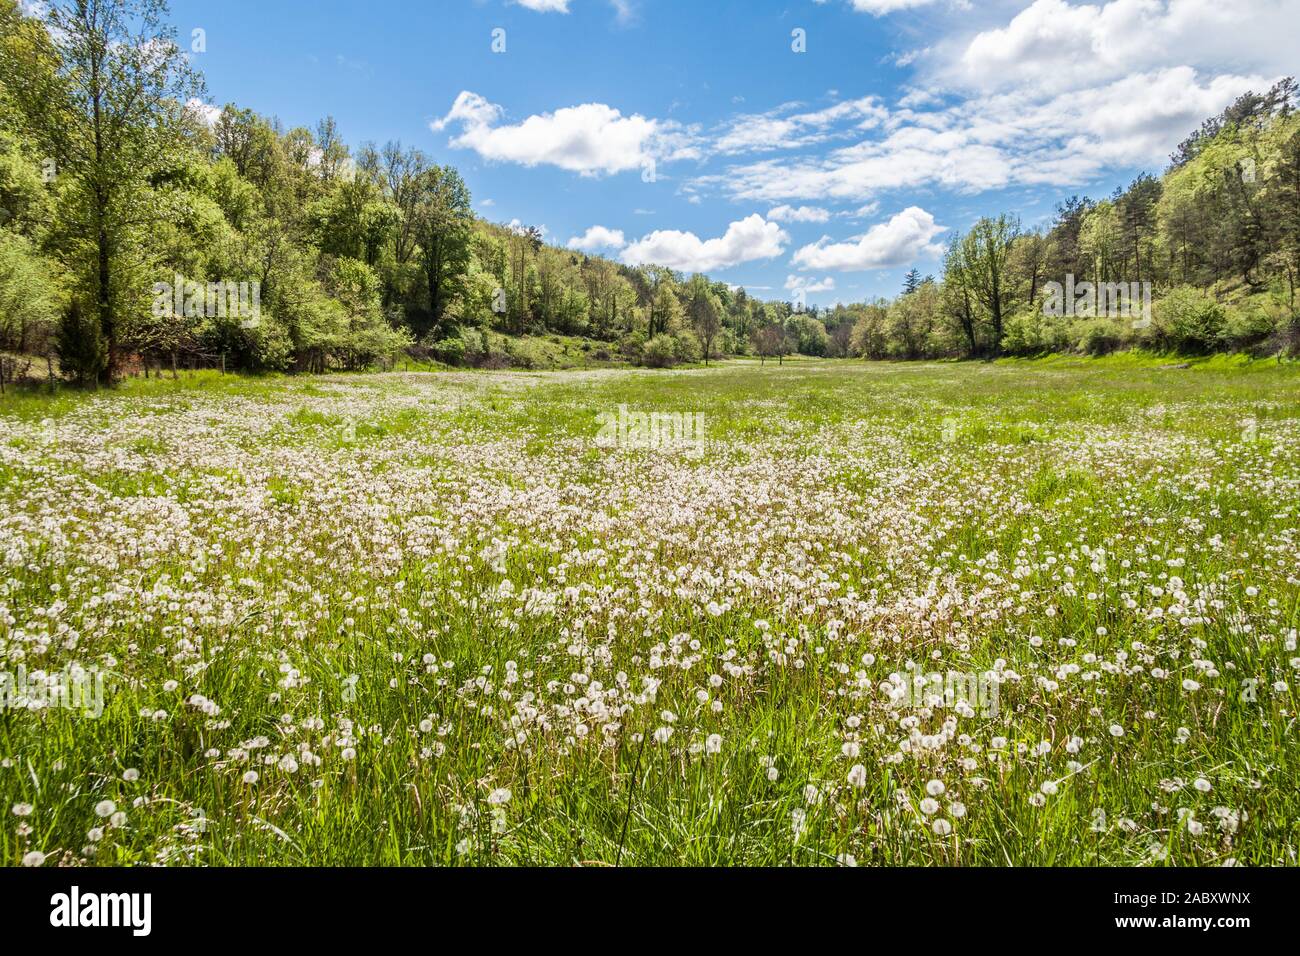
[2,357,1298,867]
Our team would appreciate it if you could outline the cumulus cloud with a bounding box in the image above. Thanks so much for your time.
[792,207,946,272]
[620,214,789,272]
[568,225,627,252]
[686,0,1294,204]
[767,205,832,223]
[431,91,695,176]
[948,0,1299,96]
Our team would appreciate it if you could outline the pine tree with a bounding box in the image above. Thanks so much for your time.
[902,268,922,295]
[55,300,107,387]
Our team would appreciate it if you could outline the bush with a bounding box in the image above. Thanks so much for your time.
[429,329,470,366]
[672,329,702,363]
[1154,287,1227,353]
[1003,309,1071,356]
[1222,300,1281,351]
[641,334,678,368]
[1077,319,1126,356]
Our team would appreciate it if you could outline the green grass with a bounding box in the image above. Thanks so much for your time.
[1,358,1298,866]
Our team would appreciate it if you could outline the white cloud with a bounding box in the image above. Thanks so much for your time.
[687,0,1294,205]
[432,91,694,176]
[702,66,1263,202]
[568,225,627,252]
[847,0,946,13]
[620,214,789,272]
[785,274,836,294]
[512,0,570,12]
[949,0,1299,96]
[843,202,881,219]
[185,98,221,128]
[714,97,887,155]
[507,219,548,238]
[767,205,832,223]
[792,207,946,272]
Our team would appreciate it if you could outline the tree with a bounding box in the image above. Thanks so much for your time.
[686,274,722,365]
[411,164,471,338]
[960,215,1020,356]
[1265,128,1300,344]
[941,236,978,357]
[55,298,106,385]
[902,267,922,295]
[4,0,203,383]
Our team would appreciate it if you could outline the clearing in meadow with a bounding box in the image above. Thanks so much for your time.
[1,357,1297,866]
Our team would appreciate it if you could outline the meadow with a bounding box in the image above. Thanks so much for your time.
[1,356,1298,867]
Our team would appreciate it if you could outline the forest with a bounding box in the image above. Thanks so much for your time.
[2,0,1299,390]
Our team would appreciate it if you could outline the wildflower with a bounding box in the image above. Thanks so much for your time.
[925,779,945,797]
[12,803,33,817]
[705,733,722,755]
[847,764,868,788]
[242,771,259,784]
[21,851,45,867]
[94,800,116,818]
[487,788,511,806]
[932,818,953,836]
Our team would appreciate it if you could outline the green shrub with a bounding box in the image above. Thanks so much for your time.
[642,334,678,368]
[1077,319,1127,356]
[1154,287,1227,353]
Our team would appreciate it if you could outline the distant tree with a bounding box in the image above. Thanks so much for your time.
[960,215,1020,356]
[1266,129,1300,315]
[942,236,978,357]
[1170,78,1297,169]
[753,322,789,366]
[686,274,722,365]
[411,164,472,338]
[902,267,922,295]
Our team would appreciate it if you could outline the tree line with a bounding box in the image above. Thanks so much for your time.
[2,0,1299,393]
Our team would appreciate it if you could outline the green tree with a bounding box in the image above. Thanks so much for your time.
[411,164,471,338]
[5,0,203,383]
[959,215,1019,356]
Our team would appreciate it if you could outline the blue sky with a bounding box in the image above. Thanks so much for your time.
[167,0,1297,306]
